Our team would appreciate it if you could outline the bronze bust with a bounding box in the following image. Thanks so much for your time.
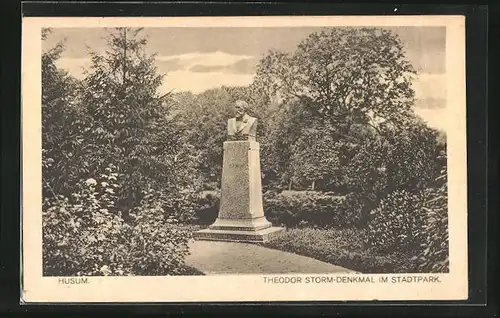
[227,100,257,141]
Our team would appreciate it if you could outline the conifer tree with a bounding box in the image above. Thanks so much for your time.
[80,28,197,213]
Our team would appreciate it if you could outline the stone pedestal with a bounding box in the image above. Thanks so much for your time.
[194,140,284,243]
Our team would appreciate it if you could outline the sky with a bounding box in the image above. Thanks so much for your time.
[44,26,447,131]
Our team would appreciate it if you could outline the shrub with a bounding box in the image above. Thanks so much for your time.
[340,192,364,227]
[263,191,362,228]
[42,166,193,276]
[126,197,192,276]
[413,169,449,273]
[384,121,445,193]
[366,189,426,255]
[161,188,200,224]
[43,171,132,276]
[288,127,343,191]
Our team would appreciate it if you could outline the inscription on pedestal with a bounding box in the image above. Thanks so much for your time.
[217,141,263,221]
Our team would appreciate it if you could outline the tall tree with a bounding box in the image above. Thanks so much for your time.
[80,27,197,213]
[258,99,311,189]
[254,27,416,135]
[252,27,430,191]
[42,28,85,198]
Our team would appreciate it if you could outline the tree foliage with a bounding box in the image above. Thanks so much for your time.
[79,28,198,212]
[289,126,341,190]
[43,165,192,276]
[41,28,199,276]
[42,31,85,197]
[255,27,416,132]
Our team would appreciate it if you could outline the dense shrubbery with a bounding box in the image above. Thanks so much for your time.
[125,195,193,276]
[364,168,449,273]
[263,168,449,273]
[365,190,426,254]
[156,189,200,224]
[43,178,128,276]
[413,169,449,273]
[42,167,195,276]
[41,28,203,276]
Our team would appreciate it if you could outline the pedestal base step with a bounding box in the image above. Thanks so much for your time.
[193,226,284,243]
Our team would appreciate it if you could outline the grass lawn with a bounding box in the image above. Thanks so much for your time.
[261,227,419,273]
[178,223,419,273]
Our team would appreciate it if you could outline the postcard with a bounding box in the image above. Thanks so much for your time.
[21,15,467,303]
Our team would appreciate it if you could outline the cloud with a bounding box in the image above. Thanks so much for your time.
[162,70,254,94]
[52,54,256,94]
[156,51,254,67]
[226,58,258,74]
[188,57,259,74]
[155,58,185,72]
[189,64,228,73]
[55,50,257,79]
[412,72,447,131]
[390,26,446,74]
[155,52,257,93]
[154,51,258,77]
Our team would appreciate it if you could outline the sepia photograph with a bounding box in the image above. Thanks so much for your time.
[21,16,467,302]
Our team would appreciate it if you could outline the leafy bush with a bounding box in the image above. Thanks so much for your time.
[263,191,362,228]
[160,188,200,224]
[263,228,419,273]
[342,136,390,225]
[42,167,194,276]
[366,168,449,274]
[413,169,449,273]
[126,194,192,276]
[43,169,130,276]
[365,189,426,255]
[384,121,445,193]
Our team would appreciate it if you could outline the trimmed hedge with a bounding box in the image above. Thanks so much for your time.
[263,191,362,228]
[194,190,363,229]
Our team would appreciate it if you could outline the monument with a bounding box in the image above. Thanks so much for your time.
[194,100,284,243]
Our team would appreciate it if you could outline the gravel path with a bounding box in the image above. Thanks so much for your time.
[185,240,353,275]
